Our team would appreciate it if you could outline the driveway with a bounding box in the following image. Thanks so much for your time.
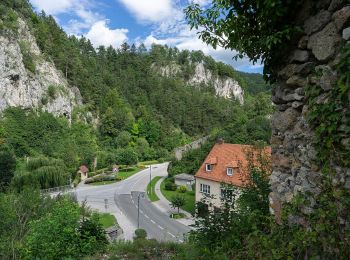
[75,163,191,241]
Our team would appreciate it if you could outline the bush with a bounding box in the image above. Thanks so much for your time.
[165,181,177,191]
[47,85,57,100]
[134,228,147,240]
[178,185,187,193]
[19,41,36,73]
[84,174,116,184]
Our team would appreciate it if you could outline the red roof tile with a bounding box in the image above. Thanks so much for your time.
[195,143,271,187]
[79,165,89,173]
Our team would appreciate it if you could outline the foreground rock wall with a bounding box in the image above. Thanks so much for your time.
[269,0,350,218]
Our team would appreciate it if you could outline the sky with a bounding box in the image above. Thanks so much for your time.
[29,0,263,73]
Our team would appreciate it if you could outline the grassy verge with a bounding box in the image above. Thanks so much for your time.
[138,160,158,167]
[118,166,142,180]
[147,176,162,202]
[97,213,118,228]
[160,179,195,214]
[89,180,118,186]
[170,212,186,219]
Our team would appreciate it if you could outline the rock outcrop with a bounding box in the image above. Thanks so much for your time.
[156,62,244,104]
[269,0,350,219]
[0,18,81,120]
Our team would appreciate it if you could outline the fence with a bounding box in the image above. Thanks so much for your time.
[41,184,73,194]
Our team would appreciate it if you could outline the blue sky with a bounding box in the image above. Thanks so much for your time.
[29,0,263,73]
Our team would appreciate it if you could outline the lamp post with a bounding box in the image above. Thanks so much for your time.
[149,165,152,195]
[137,192,145,229]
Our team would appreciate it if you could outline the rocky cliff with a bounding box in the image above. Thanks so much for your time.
[269,0,350,220]
[156,62,244,104]
[0,18,81,120]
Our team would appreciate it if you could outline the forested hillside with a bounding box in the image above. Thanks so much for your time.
[0,0,271,191]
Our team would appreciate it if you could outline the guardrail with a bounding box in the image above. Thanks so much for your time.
[41,185,73,194]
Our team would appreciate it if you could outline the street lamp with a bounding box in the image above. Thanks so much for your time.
[149,165,152,195]
[137,192,145,229]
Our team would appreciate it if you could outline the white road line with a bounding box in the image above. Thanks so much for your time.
[140,210,144,214]
[167,232,175,238]
[150,219,156,224]
[179,239,183,243]
[158,225,164,230]
[144,214,149,219]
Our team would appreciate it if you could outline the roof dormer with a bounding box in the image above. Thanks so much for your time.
[205,157,217,172]
[226,160,239,176]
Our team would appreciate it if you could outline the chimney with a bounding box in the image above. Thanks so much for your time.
[216,137,224,144]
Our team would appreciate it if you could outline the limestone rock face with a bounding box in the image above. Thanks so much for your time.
[188,63,244,104]
[0,19,81,119]
[156,62,244,104]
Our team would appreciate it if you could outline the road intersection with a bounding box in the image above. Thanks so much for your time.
[75,163,191,241]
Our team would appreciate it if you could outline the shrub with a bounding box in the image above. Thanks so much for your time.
[19,41,36,73]
[47,85,57,100]
[165,181,177,191]
[84,174,116,184]
[178,185,187,193]
[134,228,147,240]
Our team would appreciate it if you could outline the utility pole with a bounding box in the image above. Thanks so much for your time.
[149,165,152,195]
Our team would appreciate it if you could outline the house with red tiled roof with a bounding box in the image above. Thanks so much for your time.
[195,140,271,208]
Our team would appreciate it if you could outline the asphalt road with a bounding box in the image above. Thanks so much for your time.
[75,163,191,241]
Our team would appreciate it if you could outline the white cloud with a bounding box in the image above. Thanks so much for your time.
[188,0,211,6]
[30,0,75,14]
[86,20,128,48]
[30,0,102,35]
[118,0,176,23]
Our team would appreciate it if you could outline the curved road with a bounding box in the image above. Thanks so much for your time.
[75,163,191,241]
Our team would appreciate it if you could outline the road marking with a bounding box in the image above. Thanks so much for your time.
[167,232,175,238]
[150,219,156,224]
[140,210,143,214]
[144,214,149,219]
[179,239,183,243]
[158,225,164,230]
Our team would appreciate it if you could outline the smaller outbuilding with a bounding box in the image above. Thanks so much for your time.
[174,173,195,191]
[112,164,119,173]
[78,165,89,181]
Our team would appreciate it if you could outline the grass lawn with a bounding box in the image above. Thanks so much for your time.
[160,179,195,215]
[98,213,118,228]
[147,176,162,202]
[118,166,142,180]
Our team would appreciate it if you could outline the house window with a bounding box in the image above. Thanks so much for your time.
[200,183,211,194]
[227,167,233,176]
[205,164,213,172]
[220,188,233,202]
